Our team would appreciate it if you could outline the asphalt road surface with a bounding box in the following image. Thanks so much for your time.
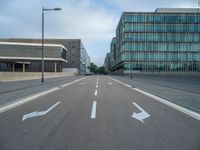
[0,75,199,150]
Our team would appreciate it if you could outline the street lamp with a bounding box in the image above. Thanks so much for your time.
[41,7,61,83]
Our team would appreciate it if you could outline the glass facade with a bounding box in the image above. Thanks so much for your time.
[80,43,90,74]
[111,9,200,72]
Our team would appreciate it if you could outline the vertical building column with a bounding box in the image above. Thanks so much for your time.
[23,62,25,72]
[12,63,15,72]
[54,62,57,72]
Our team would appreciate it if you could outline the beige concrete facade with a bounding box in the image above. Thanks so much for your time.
[0,72,75,82]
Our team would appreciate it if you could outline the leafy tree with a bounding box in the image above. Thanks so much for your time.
[88,63,106,74]
[98,66,105,74]
[89,62,98,74]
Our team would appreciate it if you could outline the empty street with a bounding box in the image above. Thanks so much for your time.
[0,75,199,150]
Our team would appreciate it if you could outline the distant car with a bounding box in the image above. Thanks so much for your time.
[85,72,95,75]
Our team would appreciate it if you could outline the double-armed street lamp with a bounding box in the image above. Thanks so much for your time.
[41,7,61,83]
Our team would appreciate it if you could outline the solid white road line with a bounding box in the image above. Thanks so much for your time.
[0,87,59,114]
[94,89,98,96]
[79,82,87,85]
[133,88,200,121]
[0,76,88,114]
[108,77,200,121]
[22,101,61,121]
[107,82,112,85]
[108,77,132,88]
[91,101,97,119]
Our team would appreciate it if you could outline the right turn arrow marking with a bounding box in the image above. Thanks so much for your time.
[132,102,151,123]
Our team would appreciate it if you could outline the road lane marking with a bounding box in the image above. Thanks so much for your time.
[22,101,60,121]
[96,77,99,85]
[108,76,200,121]
[79,82,87,85]
[96,85,98,88]
[108,77,132,88]
[91,101,97,119]
[132,102,151,123]
[133,88,200,121]
[107,82,112,85]
[0,76,88,114]
[94,89,98,96]
[61,77,88,88]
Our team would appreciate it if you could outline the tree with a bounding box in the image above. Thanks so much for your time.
[89,62,98,74]
[88,62,106,74]
[98,66,105,74]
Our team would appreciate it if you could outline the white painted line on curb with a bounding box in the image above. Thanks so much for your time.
[91,101,97,119]
[0,76,88,114]
[108,77,200,121]
[22,101,60,121]
[94,89,98,96]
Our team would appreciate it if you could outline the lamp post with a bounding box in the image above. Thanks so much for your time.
[41,7,61,83]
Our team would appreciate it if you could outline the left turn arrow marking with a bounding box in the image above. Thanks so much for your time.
[22,101,61,121]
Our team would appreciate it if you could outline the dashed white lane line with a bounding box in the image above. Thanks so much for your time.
[108,76,200,121]
[94,89,98,96]
[0,76,89,114]
[96,85,98,88]
[91,101,97,119]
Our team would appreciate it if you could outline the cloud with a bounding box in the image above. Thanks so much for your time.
[0,0,118,65]
[104,0,197,11]
[45,0,118,41]
[0,0,198,66]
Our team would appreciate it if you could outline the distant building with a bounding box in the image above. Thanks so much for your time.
[0,42,67,72]
[109,8,200,74]
[104,53,111,74]
[0,39,90,74]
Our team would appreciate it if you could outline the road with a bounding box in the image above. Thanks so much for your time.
[0,75,199,150]
[0,76,84,106]
[111,75,200,113]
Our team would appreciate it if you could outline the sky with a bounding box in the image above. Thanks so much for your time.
[0,0,198,66]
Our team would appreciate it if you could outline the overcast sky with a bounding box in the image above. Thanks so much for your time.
[0,0,198,66]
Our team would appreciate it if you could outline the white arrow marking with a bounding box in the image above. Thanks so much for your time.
[22,101,61,121]
[132,102,151,123]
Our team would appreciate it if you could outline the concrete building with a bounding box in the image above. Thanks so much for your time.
[0,39,90,74]
[109,8,200,74]
[0,42,67,72]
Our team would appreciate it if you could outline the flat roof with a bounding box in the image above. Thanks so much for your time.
[0,56,67,63]
[0,42,67,50]
[123,8,200,14]
[155,8,200,13]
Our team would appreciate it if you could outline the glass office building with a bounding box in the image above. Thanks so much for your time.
[111,8,200,73]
